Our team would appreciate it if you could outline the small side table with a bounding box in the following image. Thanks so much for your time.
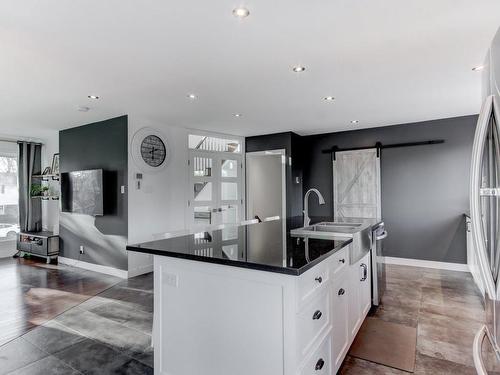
[17,231,60,264]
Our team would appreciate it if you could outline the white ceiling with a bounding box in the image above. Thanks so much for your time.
[1,1,500,137]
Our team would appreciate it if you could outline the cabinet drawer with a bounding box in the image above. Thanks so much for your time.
[30,243,48,256]
[330,245,349,278]
[297,261,330,309]
[17,241,31,252]
[297,290,331,358]
[299,332,332,375]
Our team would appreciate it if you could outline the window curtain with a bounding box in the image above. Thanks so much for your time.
[18,142,42,232]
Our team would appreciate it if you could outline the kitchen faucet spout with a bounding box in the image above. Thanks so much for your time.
[303,188,326,227]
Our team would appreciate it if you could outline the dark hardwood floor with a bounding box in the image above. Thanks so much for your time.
[1,257,496,374]
[0,265,153,375]
[0,257,120,346]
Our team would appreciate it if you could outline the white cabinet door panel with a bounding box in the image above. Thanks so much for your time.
[157,264,284,375]
[331,274,349,373]
[359,252,372,318]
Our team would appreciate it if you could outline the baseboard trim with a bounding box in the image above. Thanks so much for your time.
[58,256,129,279]
[128,264,153,278]
[382,256,469,272]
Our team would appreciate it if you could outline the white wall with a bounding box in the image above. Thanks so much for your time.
[40,131,60,233]
[127,115,189,273]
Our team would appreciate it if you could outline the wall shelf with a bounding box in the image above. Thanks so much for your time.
[31,196,60,201]
[32,174,60,181]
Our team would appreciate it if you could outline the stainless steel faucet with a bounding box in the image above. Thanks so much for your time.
[303,188,326,227]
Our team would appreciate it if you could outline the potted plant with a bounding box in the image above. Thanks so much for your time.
[41,186,50,197]
[30,184,42,197]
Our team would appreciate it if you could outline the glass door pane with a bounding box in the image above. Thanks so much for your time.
[194,156,212,177]
[221,182,238,201]
[219,158,240,225]
[221,159,238,178]
[190,151,217,227]
[221,205,238,224]
[194,182,212,201]
[193,206,213,226]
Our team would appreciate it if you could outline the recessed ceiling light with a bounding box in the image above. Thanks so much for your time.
[292,65,306,73]
[234,113,243,118]
[350,120,359,124]
[187,93,197,100]
[233,7,250,18]
[87,95,99,100]
[323,96,335,101]
[472,65,484,71]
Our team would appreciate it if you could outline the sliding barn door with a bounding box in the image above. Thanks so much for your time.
[333,148,381,219]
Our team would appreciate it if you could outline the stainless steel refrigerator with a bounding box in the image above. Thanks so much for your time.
[471,26,500,373]
[245,150,287,265]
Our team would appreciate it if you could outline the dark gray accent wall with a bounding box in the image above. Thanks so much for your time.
[59,115,128,270]
[302,115,477,264]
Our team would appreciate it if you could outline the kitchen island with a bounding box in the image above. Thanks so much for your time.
[127,218,372,375]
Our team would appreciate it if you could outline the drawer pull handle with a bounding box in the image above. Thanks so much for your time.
[338,288,345,296]
[315,358,325,371]
[339,258,345,264]
[312,310,322,320]
[360,263,368,281]
[315,276,323,284]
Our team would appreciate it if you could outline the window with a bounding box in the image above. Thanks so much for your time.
[188,135,241,153]
[0,143,19,242]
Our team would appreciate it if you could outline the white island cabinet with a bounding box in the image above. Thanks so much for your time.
[152,243,371,375]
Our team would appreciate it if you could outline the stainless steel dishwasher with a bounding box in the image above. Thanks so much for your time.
[371,222,387,306]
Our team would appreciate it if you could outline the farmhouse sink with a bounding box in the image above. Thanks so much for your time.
[291,222,372,264]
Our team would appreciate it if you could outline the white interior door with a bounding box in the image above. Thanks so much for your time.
[333,148,381,219]
[188,145,243,229]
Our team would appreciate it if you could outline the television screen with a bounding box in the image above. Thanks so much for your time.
[61,169,104,216]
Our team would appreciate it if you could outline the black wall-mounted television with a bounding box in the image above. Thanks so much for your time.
[61,169,104,216]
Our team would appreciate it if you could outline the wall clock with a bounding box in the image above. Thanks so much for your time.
[131,127,170,173]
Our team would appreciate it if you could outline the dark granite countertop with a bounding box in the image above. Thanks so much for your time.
[127,217,353,276]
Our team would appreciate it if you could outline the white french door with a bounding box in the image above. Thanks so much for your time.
[187,134,243,229]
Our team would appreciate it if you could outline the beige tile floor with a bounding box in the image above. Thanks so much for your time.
[340,264,499,374]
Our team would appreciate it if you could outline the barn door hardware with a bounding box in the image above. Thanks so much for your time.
[323,139,444,160]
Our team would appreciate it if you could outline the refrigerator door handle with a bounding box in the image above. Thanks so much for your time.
[473,326,488,375]
[470,95,499,300]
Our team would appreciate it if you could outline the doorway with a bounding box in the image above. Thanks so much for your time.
[187,133,244,229]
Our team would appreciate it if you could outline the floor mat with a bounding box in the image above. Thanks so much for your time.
[349,317,417,372]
